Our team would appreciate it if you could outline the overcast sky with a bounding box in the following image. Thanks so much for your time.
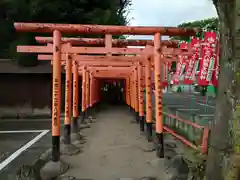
[127,0,218,40]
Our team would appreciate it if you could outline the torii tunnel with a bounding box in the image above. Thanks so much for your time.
[14,22,200,165]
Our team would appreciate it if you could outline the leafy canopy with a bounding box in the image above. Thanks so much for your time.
[170,17,218,41]
[0,0,132,66]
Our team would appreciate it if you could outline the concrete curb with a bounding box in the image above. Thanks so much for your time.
[33,148,53,169]
[15,141,73,180]
[15,148,52,180]
[15,108,99,180]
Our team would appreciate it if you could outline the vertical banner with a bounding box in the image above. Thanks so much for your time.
[212,34,220,87]
[172,42,188,84]
[191,59,200,82]
[184,38,201,84]
[197,31,217,86]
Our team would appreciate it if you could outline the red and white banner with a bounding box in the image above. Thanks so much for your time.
[212,34,220,87]
[197,31,217,86]
[184,38,201,84]
[172,42,188,84]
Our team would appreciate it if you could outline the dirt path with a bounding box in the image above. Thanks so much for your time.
[61,106,167,180]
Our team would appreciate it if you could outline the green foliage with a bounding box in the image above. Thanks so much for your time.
[0,0,132,66]
[170,17,219,41]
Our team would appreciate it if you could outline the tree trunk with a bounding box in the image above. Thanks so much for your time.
[205,1,240,180]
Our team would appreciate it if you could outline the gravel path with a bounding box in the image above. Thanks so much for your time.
[61,106,167,180]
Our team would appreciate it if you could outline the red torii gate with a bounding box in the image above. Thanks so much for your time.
[17,44,191,55]
[14,22,200,168]
[20,42,192,131]
[35,37,185,91]
[18,38,192,130]
[35,36,180,47]
[14,22,199,35]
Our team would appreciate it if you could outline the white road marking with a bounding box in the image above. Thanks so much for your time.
[0,130,49,171]
[0,130,48,133]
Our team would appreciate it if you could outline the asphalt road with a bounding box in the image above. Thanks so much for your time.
[0,119,54,180]
[0,92,216,179]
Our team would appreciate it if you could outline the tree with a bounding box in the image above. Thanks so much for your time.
[169,3,239,179]
[170,17,219,41]
[0,0,132,66]
[204,1,240,180]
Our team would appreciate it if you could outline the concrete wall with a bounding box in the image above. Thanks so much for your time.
[0,73,52,118]
[0,60,84,118]
[0,73,83,119]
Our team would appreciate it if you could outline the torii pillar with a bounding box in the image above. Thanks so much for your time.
[85,69,90,118]
[51,30,62,162]
[72,61,81,138]
[154,33,164,158]
[62,52,80,155]
[134,66,139,123]
[81,66,87,123]
[138,62,145,132]
[145,56,153,141]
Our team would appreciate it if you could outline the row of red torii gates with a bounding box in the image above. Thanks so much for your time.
[14,22,201,164]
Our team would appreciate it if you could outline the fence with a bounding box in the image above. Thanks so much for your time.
[144,93,210,154]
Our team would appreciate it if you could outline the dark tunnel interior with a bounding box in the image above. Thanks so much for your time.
[99,79,125,105]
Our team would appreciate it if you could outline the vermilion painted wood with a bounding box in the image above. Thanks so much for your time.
[14,22,201,36]
[35,36,179,48]
[17,45,193,56]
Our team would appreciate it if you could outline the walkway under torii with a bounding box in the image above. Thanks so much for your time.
[14,22,200,179]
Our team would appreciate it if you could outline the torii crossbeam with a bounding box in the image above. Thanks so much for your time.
[35,36,180,47]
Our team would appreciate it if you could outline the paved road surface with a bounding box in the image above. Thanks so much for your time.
[0,119,54,180]
[0,92,215,179]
